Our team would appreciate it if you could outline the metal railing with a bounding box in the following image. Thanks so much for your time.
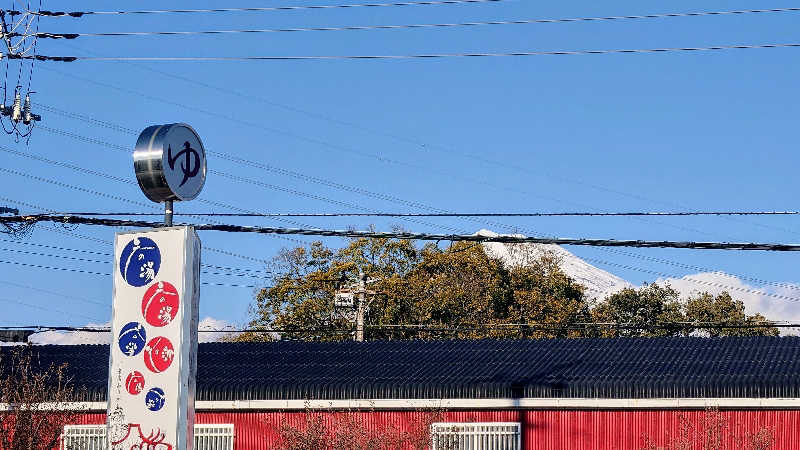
[62,424,234,449]
[431,422,521,450]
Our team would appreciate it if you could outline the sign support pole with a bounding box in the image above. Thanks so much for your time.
[165,200,173,227]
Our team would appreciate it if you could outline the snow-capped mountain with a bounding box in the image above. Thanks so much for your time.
[477,230,631,300]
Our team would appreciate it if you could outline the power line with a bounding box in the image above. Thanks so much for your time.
[0,321,792,334]
[30,8,800,40]
[32,211,800,218]
[0,279,108,307]
[34,69,725,243]
[4,215,800,251]
[0,257,108,276]
[0,244,268,280]
[32,125,469,235]
[0,194,272,267]
[0,297,103,322]
[25,72,798,303]
[30,113,800,301]
[0,143,313,247]
[33,122,733,247]
[28,43,800,62]
[581,257,800,304]
[604,248,800,293]
[0,245,108,264]
[0,257,261,288]
[37,49,799,242]
[17,0,506,17]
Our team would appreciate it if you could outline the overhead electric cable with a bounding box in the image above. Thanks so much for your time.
[0,195,271,268]
[0,257,259,288]
[37,49,799,241]
[0,297,103,322]
[0,279,107,308]
[31,71,723,242]
[32,126,469,235]
[4,215,800,251]
[0,257,107,276]
[0,246,107,264]
[36,211,800,218]
[581,257,799,303]
[25,43,800,62]
[35,122,723,245]
[0,239,273,279]
[15,0,506,17]
[0,142,313,246]
[30,7,800,40]
[28,119,796,298]
[36,95,761,248]
[30,114,799,305]
[1,321,793,334]
[607,248,800,293]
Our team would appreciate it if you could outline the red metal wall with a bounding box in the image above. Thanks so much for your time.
[73,409,800,449]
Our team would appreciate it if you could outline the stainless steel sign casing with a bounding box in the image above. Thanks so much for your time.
[134,124,207,203]
[108,227,200,450]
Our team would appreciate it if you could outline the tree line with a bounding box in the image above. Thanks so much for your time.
[237,237,777,341]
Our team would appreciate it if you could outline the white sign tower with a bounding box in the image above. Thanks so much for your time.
[108,124,207,450]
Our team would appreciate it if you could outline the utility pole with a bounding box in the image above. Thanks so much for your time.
[355,273,367,342]
[335,272,377,342]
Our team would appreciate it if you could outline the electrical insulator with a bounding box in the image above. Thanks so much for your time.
[11,90,21,123]
[22,93,31,124]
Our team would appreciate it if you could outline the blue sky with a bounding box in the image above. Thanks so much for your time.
[1,0,799,339]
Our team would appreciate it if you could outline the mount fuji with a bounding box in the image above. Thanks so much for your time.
[477,230,631,300]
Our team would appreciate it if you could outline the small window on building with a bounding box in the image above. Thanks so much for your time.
[430,422,521,450]
[62,424,234,450]
[195,424,235,450]
[62,425,106,450]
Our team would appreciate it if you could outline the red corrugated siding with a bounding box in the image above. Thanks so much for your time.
[71,409,800,449]
[521,410,800,450]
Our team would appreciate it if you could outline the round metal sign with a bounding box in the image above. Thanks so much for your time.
[133,123,207,203]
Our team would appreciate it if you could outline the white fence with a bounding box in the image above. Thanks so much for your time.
[62,424,234,450]
[431,422,521,450]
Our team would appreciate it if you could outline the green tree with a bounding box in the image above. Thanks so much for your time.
[685,291,779,337]
[241,239,590,341]
[591,283,685,337]
[506,251,589,338]
[240,238,419,341]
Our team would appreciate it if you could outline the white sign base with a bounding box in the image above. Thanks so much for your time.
[107,227,200,450]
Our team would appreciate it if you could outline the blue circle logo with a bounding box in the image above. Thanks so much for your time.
[145,387,166,412]
[119,237,161,287]
[118,322,147,357]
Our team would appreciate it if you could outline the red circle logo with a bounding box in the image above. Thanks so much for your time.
[125,371,145,395]
[143,337,175,373]
[141,281,180,327]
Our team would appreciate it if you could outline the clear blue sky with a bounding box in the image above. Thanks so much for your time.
[1,0,799,335]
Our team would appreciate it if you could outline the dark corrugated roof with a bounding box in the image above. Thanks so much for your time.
[4,337,800,401]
